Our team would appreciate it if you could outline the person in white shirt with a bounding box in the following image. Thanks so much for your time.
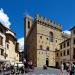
[60,63,64,75]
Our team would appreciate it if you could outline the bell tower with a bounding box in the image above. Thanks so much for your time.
[24,15,32,37]
[24,15,32,59]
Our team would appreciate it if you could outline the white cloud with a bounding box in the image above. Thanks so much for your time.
[18,37,24,51]
[0,8,11,28]
[63,30,71,35]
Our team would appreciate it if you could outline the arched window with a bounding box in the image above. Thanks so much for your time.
[49,32,53,42]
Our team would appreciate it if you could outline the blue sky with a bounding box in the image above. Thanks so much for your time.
[0,0,75,49]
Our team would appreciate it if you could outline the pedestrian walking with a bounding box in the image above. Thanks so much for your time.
[28,60,34,72]
[66,63,70,75]
[24,61,29,73]
[70,64,75,75]
[60,63,64,75]
[28,60,32,68]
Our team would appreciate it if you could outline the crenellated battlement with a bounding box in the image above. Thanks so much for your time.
[35,14,62,30]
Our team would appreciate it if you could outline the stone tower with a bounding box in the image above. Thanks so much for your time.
[24,15,32,37]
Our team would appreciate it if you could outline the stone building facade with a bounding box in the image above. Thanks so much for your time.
[0,23,19,66]
[0,23,7,63]
[59,26,75,68]
[24,14,64,67]
[6,30,19,64]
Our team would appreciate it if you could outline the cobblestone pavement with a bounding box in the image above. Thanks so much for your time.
[0,67,68,75]
[20,67,67,75]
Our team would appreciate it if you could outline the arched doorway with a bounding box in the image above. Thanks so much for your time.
[46,58,49,67]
